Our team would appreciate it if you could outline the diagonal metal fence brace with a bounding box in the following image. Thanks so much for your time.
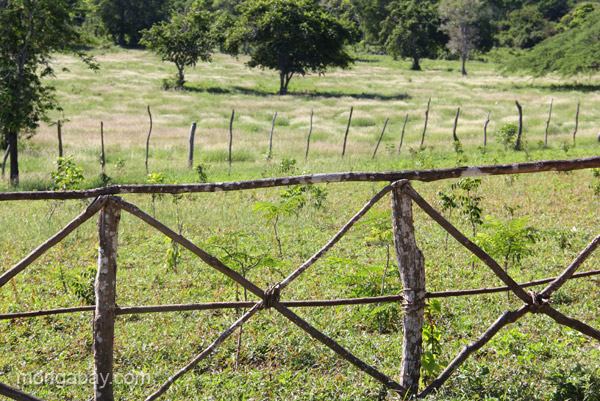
[403,184,532,304]
[145,303,263,401]
[112,197,265,299]
[0,196,107,289]
[279,182,400,290]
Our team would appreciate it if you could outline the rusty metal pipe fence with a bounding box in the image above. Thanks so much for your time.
[1,156,600,400]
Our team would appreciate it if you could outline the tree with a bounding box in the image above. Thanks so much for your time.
[380,0,446,71]
[95,0,171,46]
[0,0,96,186]
[503,8,600,77]
[497,5,551,49]
[439,0,492,76]
[225,0,358,95]
[141,6,215,89]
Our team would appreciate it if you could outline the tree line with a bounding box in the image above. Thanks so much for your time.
[2,0,600,185]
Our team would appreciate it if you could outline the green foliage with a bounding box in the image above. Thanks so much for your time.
[497,122,518,150]
[380,0,446,71]
[51,156,85,191]
[439,178,483,236]
[0,0,95,185]
[549,365,600,401]
[475,215,538,270]
[590,168,600,196]
[94,0,171,46]
[497,5,552,49]
[280,184,329,211]
[193,163,209,182]
[225,0,358,94]
[140,6,215,89]
[504,8,600,77]
[278,158,297,174]
[421,298,445,385]
[70,265,97,306]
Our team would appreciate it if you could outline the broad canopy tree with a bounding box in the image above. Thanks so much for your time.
[0,0,95,186]
[225,0,358,95]
[141,5,216,89]
[380,0,446,71]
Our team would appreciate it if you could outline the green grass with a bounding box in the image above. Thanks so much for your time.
[1,48,600,400]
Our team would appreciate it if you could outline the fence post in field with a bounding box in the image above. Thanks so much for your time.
[573,102,580,146]
[452,107,460,142]
[269,111,277,158]
[545,99,553,148]
[341,106,353,159]
[93,198,121,401]
[513,101,523,151]
[484,111,490,147]
[57,120,63,158]
[398,114,408,154]
[391,182,425,395]
[305,108,314,161]
[420,98,431,148]
[100,122,106,174]
[372,118,389,159]
[188,121,197,168]
[229,110,235,168]
[145,106,153,175]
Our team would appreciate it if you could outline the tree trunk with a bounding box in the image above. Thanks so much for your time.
[279,73,286,95]
[8,130,18,186]
[411,57,421,71]
[176,65,185,89]
[391,183,425,395]
[118,4,126,46]
[461,55,468,76]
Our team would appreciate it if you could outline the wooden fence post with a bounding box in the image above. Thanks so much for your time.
[305,108,314,162]
[420,98,431,148]
[93,198,121,401]
[341,106,353,159]
[391,182,425,395]
[188,121,197,168]
[100,122,106,174]
[514,101,523,151]
[57,120,63,158]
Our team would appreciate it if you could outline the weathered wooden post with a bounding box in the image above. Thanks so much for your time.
[94,198,121,401]
[57,120,63,158]
[188,121,197,168]
[391,181,425,395]
[100,122,106,174]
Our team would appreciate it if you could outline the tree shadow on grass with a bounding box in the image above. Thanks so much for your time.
[547,83,600,93]
[185,85,410,100]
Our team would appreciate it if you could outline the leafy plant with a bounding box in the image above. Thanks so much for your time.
[253,200,297,257]
[474,215,538,272]
[51,156,84,190]
[147,172,166,216]
[497,123,518,150]
[70,265,97,305]
[590,169,600,196]
[280,184,328,211]
[438,178,483,237]
[549,365,600,401]
[421,298,445,385]
[193,163,210,183]
[278,158,297,174]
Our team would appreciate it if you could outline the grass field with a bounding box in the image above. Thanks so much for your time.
[1,48,600,400]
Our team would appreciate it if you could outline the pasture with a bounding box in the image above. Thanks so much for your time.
[1,48,600,400]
